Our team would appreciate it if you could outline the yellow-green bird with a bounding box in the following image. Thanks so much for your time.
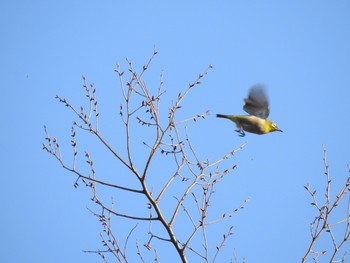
[217,85,282,137]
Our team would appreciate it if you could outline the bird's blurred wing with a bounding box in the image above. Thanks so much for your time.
[243,84,270,119]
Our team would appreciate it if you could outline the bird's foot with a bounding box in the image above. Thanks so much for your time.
[235,129,245,137]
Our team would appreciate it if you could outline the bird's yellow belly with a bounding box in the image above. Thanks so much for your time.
[235,116,266,134]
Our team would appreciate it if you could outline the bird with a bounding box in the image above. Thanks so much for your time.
[216,84,282,137]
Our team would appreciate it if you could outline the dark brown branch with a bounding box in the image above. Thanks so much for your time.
[43,53,250,263]
[302,146,350,262]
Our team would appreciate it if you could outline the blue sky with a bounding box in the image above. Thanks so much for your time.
[2,1,350,262]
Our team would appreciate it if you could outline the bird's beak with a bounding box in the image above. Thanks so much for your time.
[277,129,283,132]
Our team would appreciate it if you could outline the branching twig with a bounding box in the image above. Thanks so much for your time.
[43,52,247,262]
[302,146,350,263]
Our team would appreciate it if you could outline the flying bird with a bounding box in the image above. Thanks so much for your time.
[217,85,282,137]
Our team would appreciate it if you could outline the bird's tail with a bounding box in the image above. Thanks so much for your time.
[216,114,229,119]
[216,114,239,123]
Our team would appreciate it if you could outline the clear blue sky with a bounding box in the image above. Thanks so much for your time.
[2,1,350,262]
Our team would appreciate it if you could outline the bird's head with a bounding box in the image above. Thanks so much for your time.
[267,121,283,133]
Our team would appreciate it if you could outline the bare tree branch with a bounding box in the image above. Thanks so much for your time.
[43,51,250,262]
[302,146,350,263]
